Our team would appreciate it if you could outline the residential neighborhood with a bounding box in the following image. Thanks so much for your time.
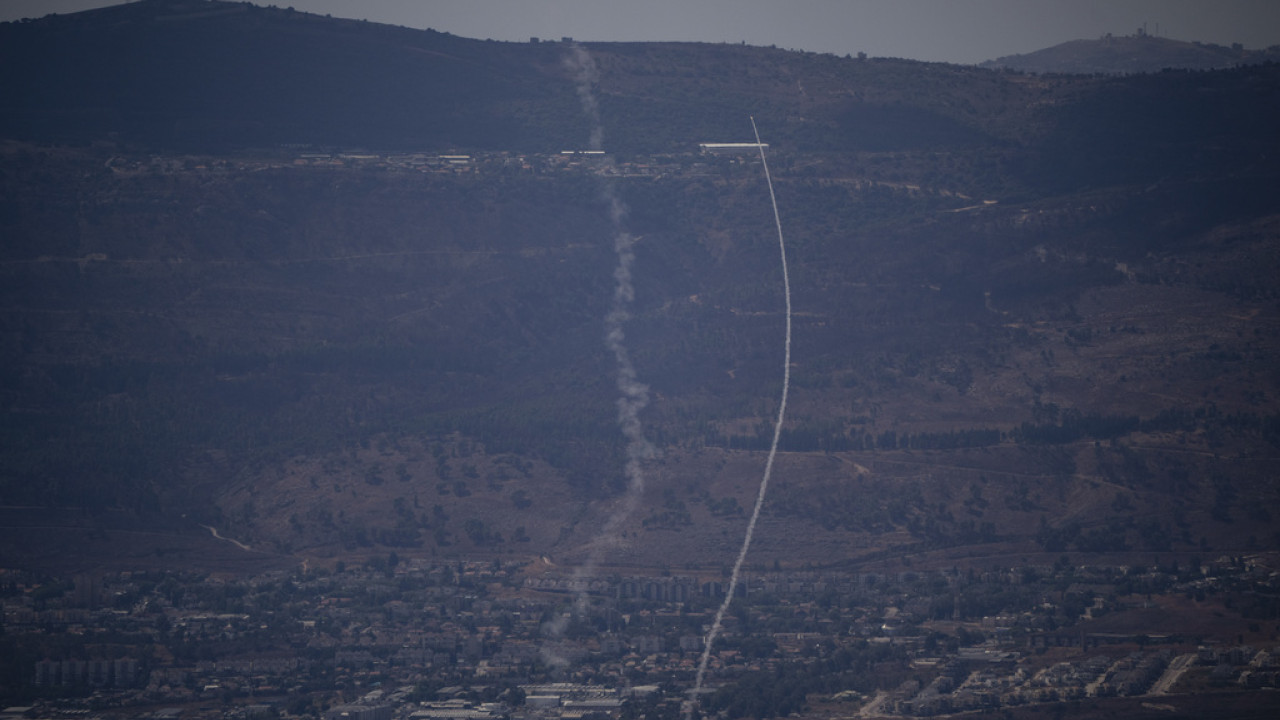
[3,553,1278,718]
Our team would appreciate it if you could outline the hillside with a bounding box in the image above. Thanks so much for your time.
[981,32,1280,75]
[0,0,1072,156]
[1,0,1279,575]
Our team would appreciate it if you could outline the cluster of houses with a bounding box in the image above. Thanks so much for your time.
[4,554,1279,718]
[100,143,776,181]
[322,683,641,720]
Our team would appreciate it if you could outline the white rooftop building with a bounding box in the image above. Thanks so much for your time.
[699,142,768,155]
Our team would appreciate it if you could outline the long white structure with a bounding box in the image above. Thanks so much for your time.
[699,142,769,155]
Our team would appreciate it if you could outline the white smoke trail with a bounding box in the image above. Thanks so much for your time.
[687,117,792,719]
[541,43,654,662]
[587,220,655,584]
[567,43,605,152]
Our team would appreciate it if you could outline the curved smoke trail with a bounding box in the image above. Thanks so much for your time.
[687,117,792,718]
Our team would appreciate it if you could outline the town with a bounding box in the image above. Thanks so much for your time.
[3,552,1278,719]
[93,144,978,204]
[103,146,747,179]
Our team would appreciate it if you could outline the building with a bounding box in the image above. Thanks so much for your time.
[325,704,393,720]
[698,143,767,155]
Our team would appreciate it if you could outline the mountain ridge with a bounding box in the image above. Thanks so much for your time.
[0,1,1278,574]
[981,31,1280,75]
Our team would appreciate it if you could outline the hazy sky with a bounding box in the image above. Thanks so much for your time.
[4,0,1280,64]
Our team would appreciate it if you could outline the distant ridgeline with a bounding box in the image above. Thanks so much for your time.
[0,0,1272,166]
[981,31,1280,75]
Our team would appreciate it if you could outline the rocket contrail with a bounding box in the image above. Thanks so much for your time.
[687,118,792,719]
[541,43,654,661]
